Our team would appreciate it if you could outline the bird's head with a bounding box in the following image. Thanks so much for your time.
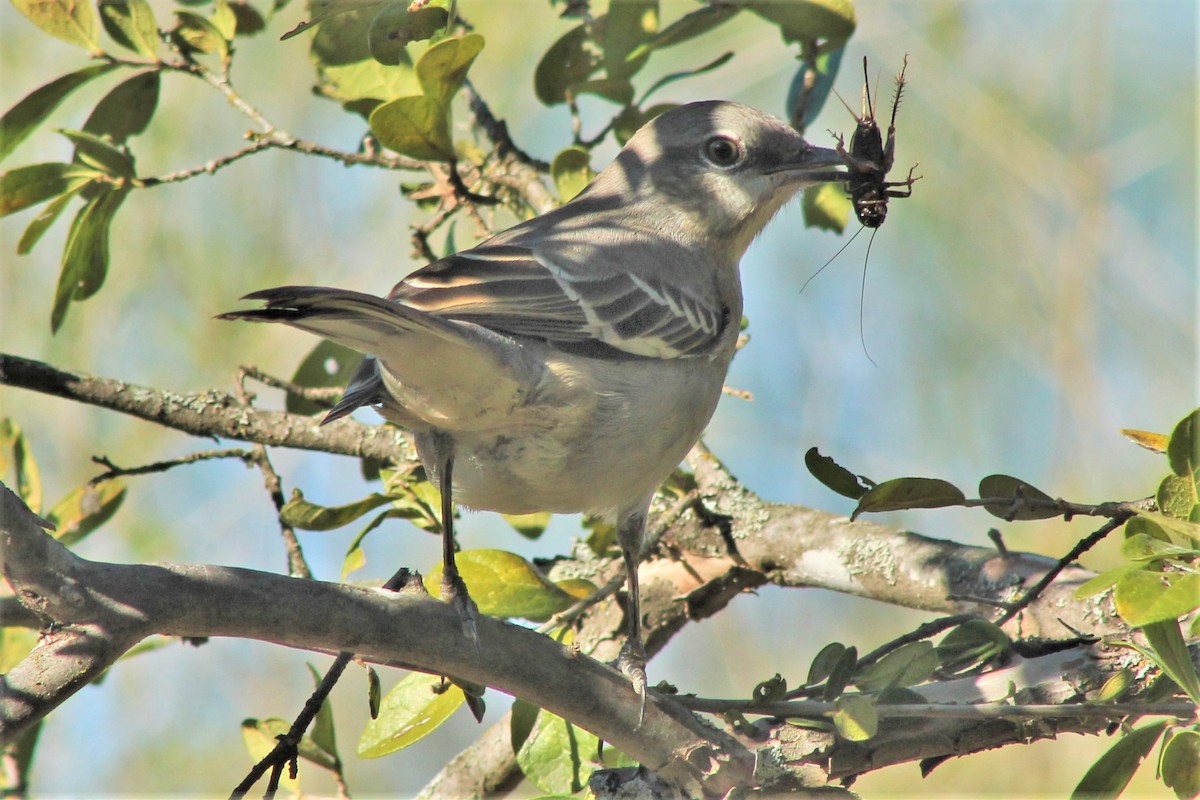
[595,100,846,259]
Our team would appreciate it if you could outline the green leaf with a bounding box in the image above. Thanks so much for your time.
[340,509,393,580]
[1,162,76,217]
[45,478,126,546]
[282,0,384,40]
[229,1,266,36]
[1090,668,1134,704]
[11,0,101,51]
[550,147,592,202]
[358,672,464,757]
[0,419,43,511]
[369,95,451,160]
[1114,570,1200,627]
[1121,533,1197,563]
[1071,721,1168,800]
[173,10,229,58]
[806,642,847,686]
[306,663,340,768]
[415,33,485,106]
[854,641,937,691]
[241,719,301,794]
[751,673,788,704]
[852,477,965,520]
[804,446,872,499]
[640,51,733,105]
[934,619,1011,674]
[555,578,596,604]
[366,665,382,718]
[613,102,674,146]
[822,645,857,701]
[602,1,656,80]
[280,489,392,530]
[310,2,417,103]
[510,698,540,754]
[1161,729,1200,800]
[1077,563,1150,602]
[57,129,134,177]
[832,695,877,741]
[211,0,238,39]
[18,181,88,254]
[1136,509,1200,542]
[978,474,1059,520]
[51,185,128,332]
[83,70,160,144]
[515,709,600,795]
[425,549,574,620]
[534,23,600,106]
[745,0,856,44]
[287,339,362,415]
[0,627,39,674]
[367,1,447,65]
[0,64,117,163]
[801,182,851,232]
[99,0,160,59]
[570,76,634,105]
[627,3,738,60]
[1167,409,1199,478]
[788,45,845,131]
[1157,474,1199,521]
[1125,514,1172,543]
[502,511,553,540]
[1141,620,1200,705]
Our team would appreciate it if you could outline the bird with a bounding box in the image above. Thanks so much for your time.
[219,100,847,709]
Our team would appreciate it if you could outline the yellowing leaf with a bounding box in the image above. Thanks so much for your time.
[1121,428,1168,453]
[832,695,877,741]
[358,672,463,757]
[415,33,484,106]
[11,0,101,52]
[369,95,451,160]
[425,549,574,620]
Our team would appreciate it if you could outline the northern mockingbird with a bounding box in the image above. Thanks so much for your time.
[220,100,846,705]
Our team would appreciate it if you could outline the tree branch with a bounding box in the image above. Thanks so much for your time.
[0,353,419,467]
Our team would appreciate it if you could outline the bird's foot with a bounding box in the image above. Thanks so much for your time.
[442,569,480,649]
[617,639,648,725]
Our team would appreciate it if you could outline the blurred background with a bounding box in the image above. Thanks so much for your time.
[1,0,1195,796]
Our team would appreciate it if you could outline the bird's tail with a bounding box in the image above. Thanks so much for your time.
[218,286,531,431]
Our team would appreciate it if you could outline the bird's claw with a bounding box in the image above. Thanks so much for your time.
[618,640,648,725]
[442,570,480,650]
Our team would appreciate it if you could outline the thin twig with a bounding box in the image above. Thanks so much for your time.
[234,371,312,580]
[995,514,1133,626]
[238,366,343,407]
[462,80,551,171]
[89,448,256,485]
[231,568,418,798]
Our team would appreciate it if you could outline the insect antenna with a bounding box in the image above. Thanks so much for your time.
[859,227,881,368]
[800,225,865,295]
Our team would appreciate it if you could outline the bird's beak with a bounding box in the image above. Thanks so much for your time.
[766,144,847,184]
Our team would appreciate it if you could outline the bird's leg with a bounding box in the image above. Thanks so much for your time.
[616,508,649,722]
[434,439,479,645]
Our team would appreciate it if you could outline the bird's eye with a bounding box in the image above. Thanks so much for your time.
[703,135,742,168]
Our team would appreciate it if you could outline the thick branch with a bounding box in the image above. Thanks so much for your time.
[0,485,754,795]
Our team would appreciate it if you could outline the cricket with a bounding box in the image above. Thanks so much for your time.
[834,54,921,227]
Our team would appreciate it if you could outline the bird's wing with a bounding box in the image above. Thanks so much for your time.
[392,234,729,359]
